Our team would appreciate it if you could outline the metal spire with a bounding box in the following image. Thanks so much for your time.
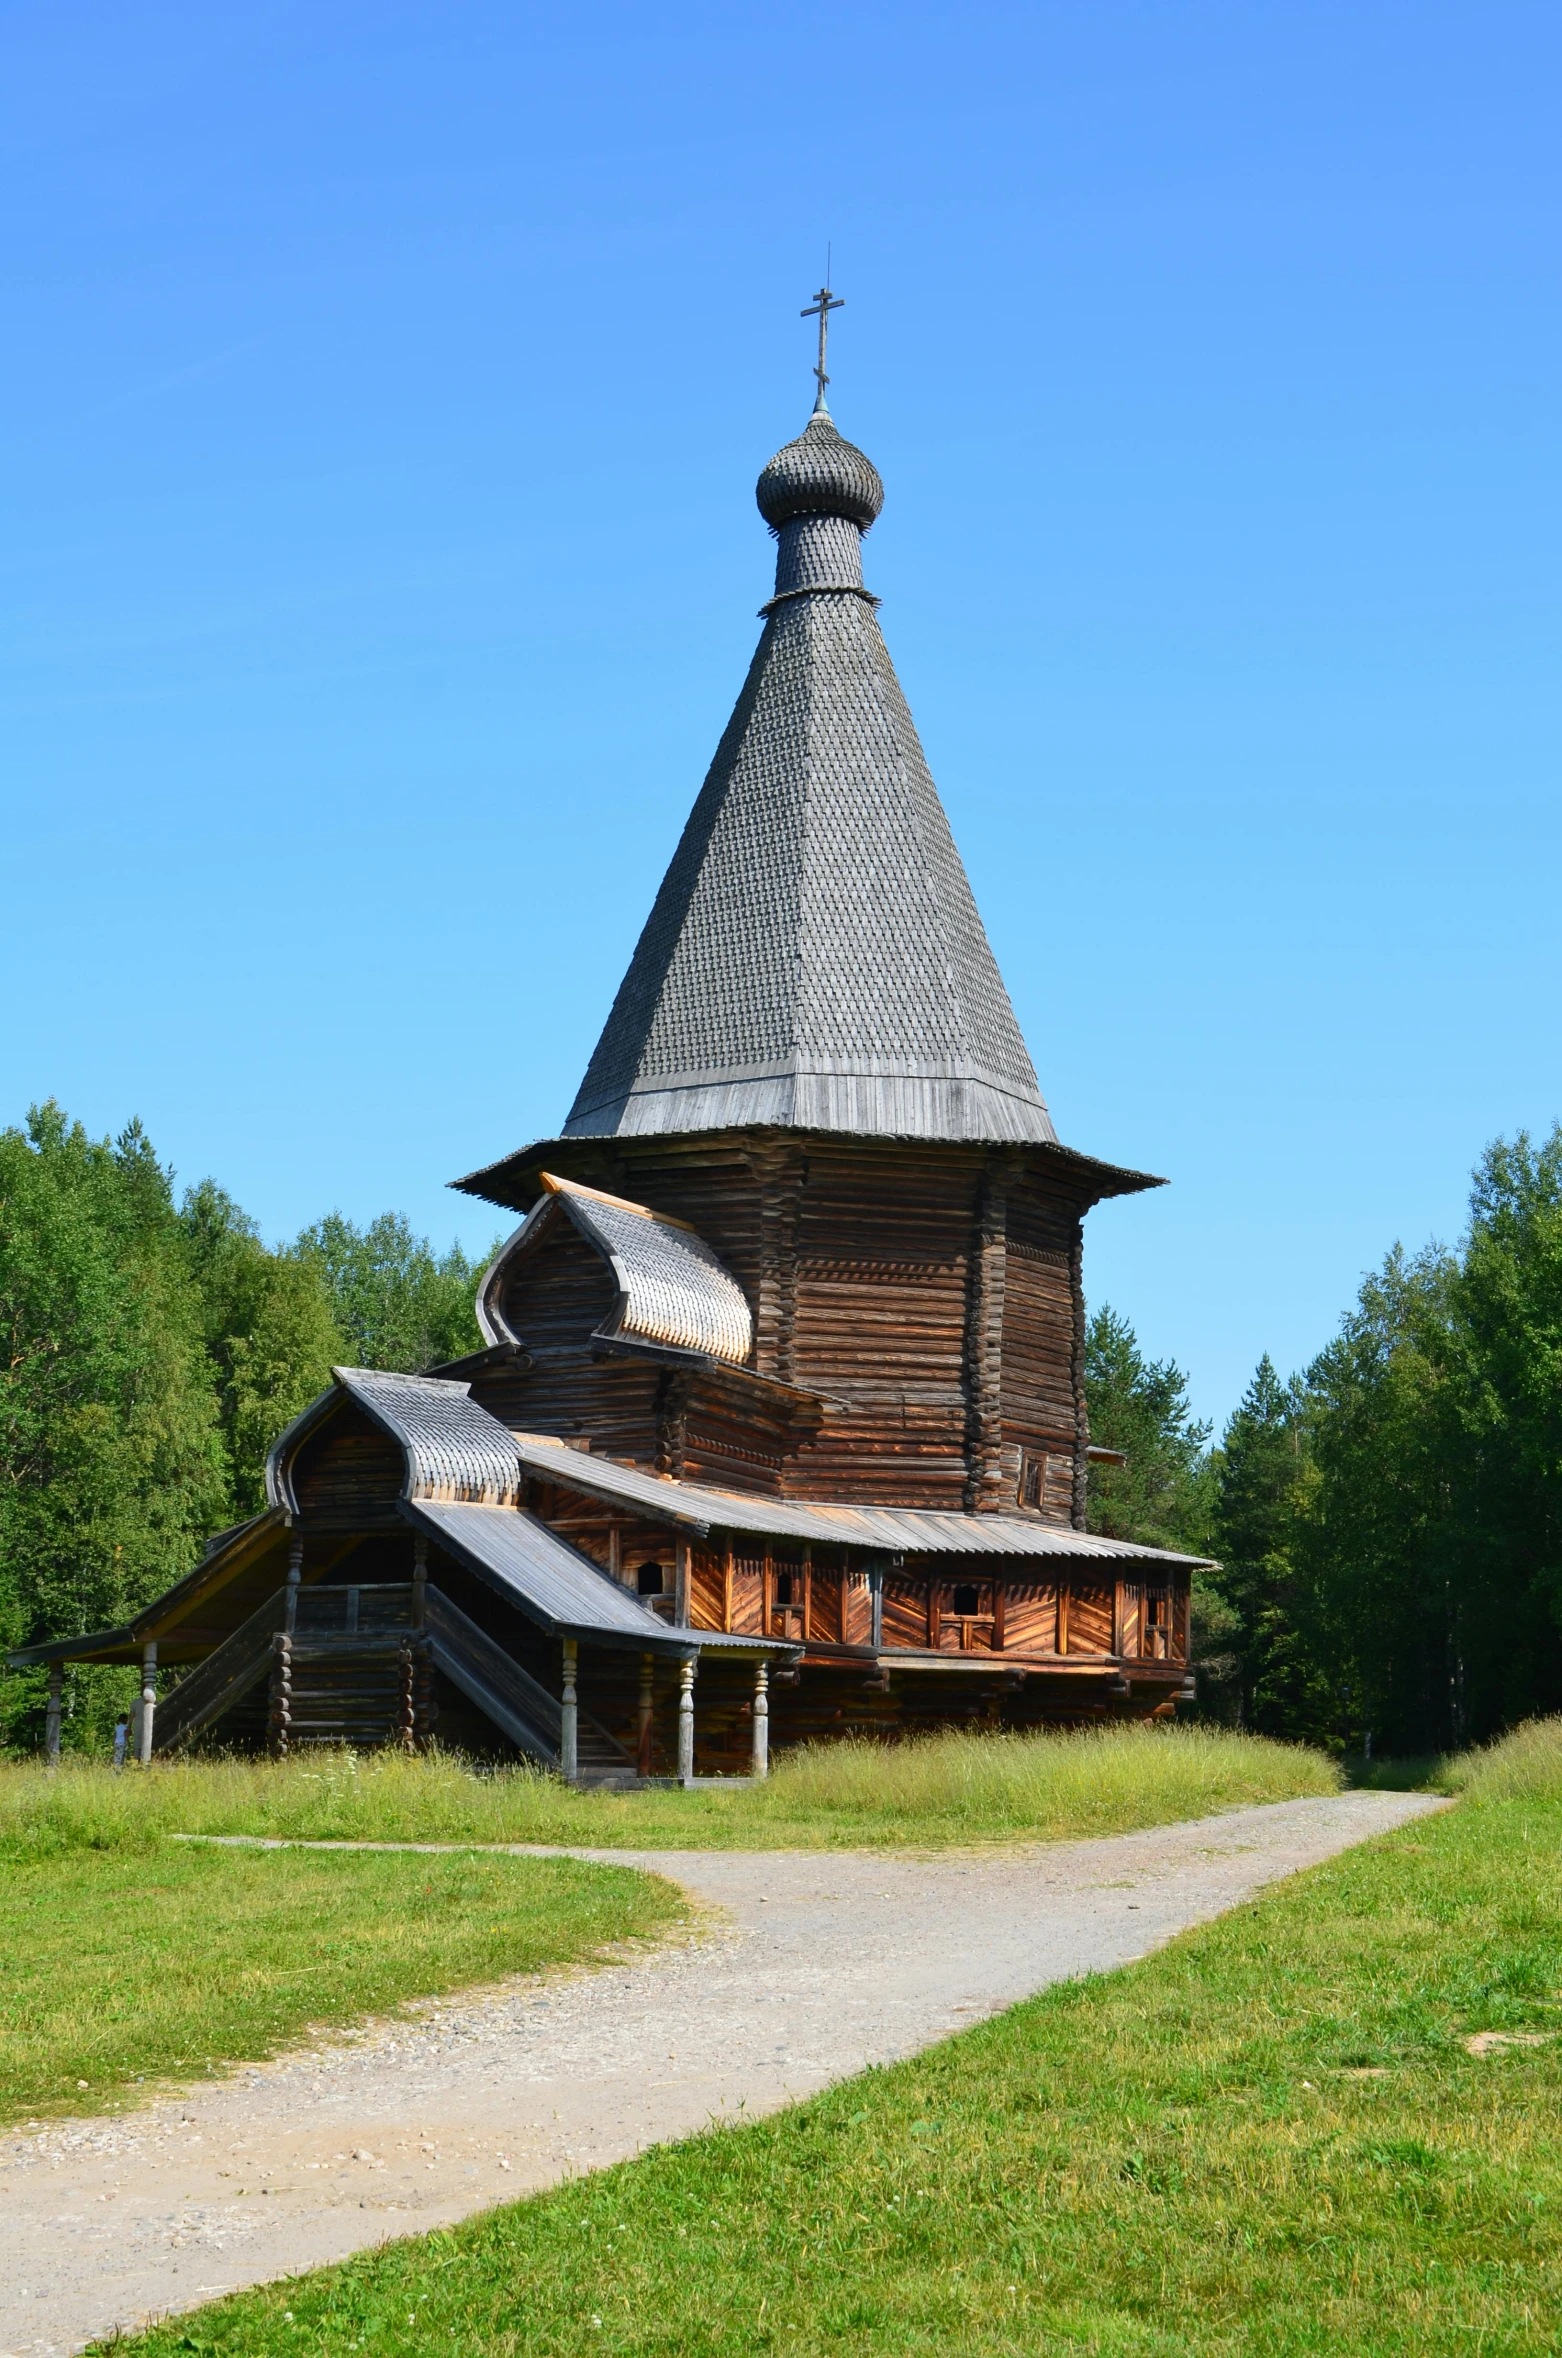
[801,272,843,413]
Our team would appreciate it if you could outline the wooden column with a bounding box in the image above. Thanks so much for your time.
[637,1654,655,1778]
[137,1640,158,1765]
[398,1641,418,1752]
[655,1372,690,1478]
[722,1542,734,1633]
[677,1653,696,1788]
[751,1661,769,1781]
[44,1663,63,1764]
[1069,1224,1089,1530]
[752,1143,802,1384]
[284,1532,304,1632]
[560,1639,579,1784]
[801,1547,812,1641]
[674,1536,690,1627]
[963,1158,1013,1513]
[269,1631,293,1756]
[412,1534,428,1628]
[869,1566,884,1652]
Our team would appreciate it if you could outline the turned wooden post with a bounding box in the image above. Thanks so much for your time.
[560,1638,579,1783]
[677,1653,696,1789]
[398,1642,417,1751]
[269,1631,294,1756]
[412,1534,428,1628]
[44,1663,63,1764]
[637,1653,655,1778]
[751,1660,769,1781]
[284,1532,304,1632]
[137,1640,158,1765]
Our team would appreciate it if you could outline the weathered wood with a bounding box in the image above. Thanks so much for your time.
[752,1660,769,1778]
[561,1638,579,1782]
[677,1654,696,1787]
[45,1664,62,1765]
[138,1641,158,1765]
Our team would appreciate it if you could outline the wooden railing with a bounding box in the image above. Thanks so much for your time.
[154,1581,634,1772]
[422,1586,563,1763]
[291,1582,418,1634]
[155,1592,287,1752]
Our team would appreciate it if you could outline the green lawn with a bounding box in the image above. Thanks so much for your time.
[0,1724,1336,2132]
[2,1722,1338,1857]
[0,1843,684,2124]
[110,1748,1562,2356]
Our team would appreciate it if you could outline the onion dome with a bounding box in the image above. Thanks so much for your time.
[755,403,884,532]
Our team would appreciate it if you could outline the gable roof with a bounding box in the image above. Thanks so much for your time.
[478,1171,753,1365]
[266,1367,525,1512]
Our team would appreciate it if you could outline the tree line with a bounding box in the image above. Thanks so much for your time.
[0,1103,493,1745]
[1085,1126,1562,1756]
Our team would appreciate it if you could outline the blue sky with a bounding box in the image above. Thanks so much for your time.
[4,0,1558,1430]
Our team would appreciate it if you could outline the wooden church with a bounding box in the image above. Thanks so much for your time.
[14,327,1207,1783]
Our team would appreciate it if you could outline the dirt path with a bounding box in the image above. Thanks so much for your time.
[1,1791,1440,2356]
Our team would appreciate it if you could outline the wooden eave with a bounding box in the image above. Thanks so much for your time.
[424,1341,533,1381]
[6,1507,291,1669]
[868,1648,1185,1678]
[450,1128,1166,1218]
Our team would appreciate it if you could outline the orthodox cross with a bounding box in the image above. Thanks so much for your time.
[801,282,844,403]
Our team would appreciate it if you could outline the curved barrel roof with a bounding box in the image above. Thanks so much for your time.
[478,1172,754,1365]
[266,1366,525,1511]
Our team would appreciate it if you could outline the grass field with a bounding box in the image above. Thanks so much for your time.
[0,1725,1327,2129]
[0,1841,684,2125]
[1,1721,1339,1857]
[106,1722,1562,2357]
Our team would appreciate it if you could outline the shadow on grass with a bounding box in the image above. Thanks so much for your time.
[1341,1752,1455,1792]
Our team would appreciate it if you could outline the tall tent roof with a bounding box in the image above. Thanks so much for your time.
[560,406,1058,1147]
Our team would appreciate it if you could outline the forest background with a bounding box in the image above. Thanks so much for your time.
[5,1099,1562,1758]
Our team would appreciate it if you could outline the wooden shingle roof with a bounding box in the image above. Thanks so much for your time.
[559,405,1058,1148]
[478,1172,754,1365]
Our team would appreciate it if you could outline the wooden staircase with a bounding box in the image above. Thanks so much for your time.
[154,1581,635,1781]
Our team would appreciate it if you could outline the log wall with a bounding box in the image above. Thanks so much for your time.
[474,1130,1111,1518]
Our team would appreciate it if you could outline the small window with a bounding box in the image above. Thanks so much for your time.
[1145,1590,1168,1627]
[636,1563,664,1597]
[1019,1454,1042,1509]
[952,1582,981,1618]
[773,1570,795,1607]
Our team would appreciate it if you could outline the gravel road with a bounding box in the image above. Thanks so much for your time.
[0,1790,1441,2356]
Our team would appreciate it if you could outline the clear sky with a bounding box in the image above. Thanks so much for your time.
[4,1,1559,1432]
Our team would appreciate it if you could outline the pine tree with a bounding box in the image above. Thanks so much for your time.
[1207,1356,1323,1737]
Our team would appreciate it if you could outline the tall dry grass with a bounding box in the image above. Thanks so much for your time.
[1445,1714,1562,1804]
[1,1722,1339,1856]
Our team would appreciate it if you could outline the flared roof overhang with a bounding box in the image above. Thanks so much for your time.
[452,1127,1163,1217]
